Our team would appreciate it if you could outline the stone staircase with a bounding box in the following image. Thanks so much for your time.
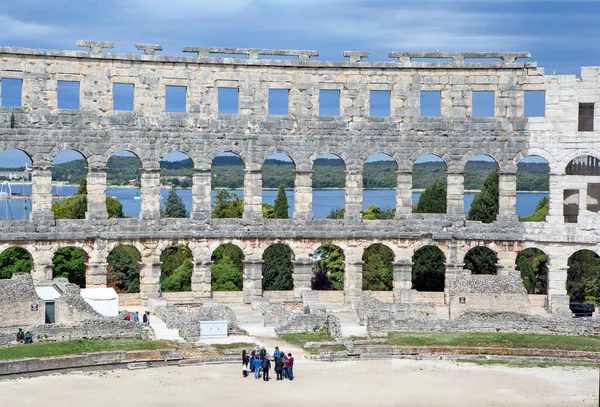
[320,303,368,338]
[227,303,276,337]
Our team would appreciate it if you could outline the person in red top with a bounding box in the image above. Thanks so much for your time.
[286,353,294,381]
[124,313,131,321]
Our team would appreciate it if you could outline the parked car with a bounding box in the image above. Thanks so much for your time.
[569,302,595,317]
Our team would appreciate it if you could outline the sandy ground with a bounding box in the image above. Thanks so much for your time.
[0,359,598,407]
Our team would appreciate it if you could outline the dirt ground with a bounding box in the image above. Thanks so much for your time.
[0,359,598,407]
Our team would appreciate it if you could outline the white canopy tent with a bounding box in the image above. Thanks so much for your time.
[80,288,119,317]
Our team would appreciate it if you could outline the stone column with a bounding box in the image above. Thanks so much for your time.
[393,260,413,303]
[140,169,160,220]
[496,249,517,277]
[444,263,465,305]
[87,239,109,288]
[344,169,362,223]
[294,170,313,222]
[243,259,263,303]
[30,161,54,221]
[344,260,363,304]
[498,172,517,221]
[395,171,412,217]
[546,174,564,224]
[578,187,589,221]
[140,256,162,302]
[31,249,53,283]
[192,260,212,299]
[86,166,108,220]
[191,169,212,219]
[243,169,262,221]
[446,172,465,217]
[547,265,569,313]
[292,260,313,297]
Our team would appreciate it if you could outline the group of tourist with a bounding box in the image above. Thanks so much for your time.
[124,311,151,325]
[16,328,33,344]
[242,346,294,381]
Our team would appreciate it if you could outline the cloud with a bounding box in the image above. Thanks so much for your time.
[0,14,59,41]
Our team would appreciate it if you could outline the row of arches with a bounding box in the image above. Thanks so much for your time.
[0,244,596,302]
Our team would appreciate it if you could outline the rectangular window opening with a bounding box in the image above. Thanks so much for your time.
[268,89,289,115]
[578,103,594,131]
[420,90,441,117]
[587,183,600,213]
[113,83,135,111]
[563,189,579,223]
[472,91,495,117]
[524,90,545,117]
[1,78,23,107]
[218,87,239,115]
[370,90,391,117]
[319,89,340,116]
[57,80,80,110]
[166,85,187,113]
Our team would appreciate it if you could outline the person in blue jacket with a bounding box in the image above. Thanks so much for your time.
[252,355,262,379]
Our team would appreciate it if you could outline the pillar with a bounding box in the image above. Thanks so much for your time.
[392,260,413,303]
[395,171,412,217]
[140,256,162,302]
[546,174,564,224]
[344,169,362,223]
[547,265,569,313]
[86,166,108,220]
[243,259,263,303]
[444,263,465,305]
[31,249,53,283]
[292,260,313,297]
[191,169,211,219]
[192,260,212,299]
[446,172,465,217]
[140,169,160,220]
[87,239,108,288]
[294,170,313,221]
[498,172,517,221]
[496,249,517,277]
[30,160,54,221]
[243,169,262,221]
[344,260,363,303]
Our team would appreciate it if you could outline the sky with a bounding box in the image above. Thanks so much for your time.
[1,0,598,166]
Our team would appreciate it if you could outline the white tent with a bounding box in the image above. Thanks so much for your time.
[80,288,119,317]
[35,286,61,301]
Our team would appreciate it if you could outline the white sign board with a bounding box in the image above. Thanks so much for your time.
[199,320,228,338]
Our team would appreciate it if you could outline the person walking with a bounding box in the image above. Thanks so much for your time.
[242,349,249,369]
[282,353,289,379]
[274,356,284,381]
[286,353,294,381]
[261,355,271,381]
[142,312,148,324]
[124,313,131,321]
[273,346,281,360]
[145,311,151,325]
[249,350,256,374]
[259,346,266,361]
[133,312,140,323]
[252,355,262,379]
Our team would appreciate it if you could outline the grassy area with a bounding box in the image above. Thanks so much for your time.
[212,342,256,351]
[387,332,600,352]
[457,359,600,369]
[0,339,173,361]
[279,333,334,348]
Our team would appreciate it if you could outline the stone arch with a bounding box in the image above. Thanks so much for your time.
[412,154,447,214]
[0,147,33,163]
[260,147,299,167]
[52,149,89,217]
[52,246,88,288]
[459,151,501,173]
[561,151,600,174]
[211,243,244,291]
[262,153,295,219]
[0,149,33,221]
[362,154,397,220]
[106,245,141,293]
[565,155,600,176]
[104,147,148,166]
[362,243,394,291]
[160,243,193,292]
[516,155,550,220]
[262,243,294,291]
[566,249,600,303]
[208,148,246,167]
[106,150,142,218]
[464,246,498,275]
[515,247,548,294]
[464,154,499,222]
[311,243,344,290]
[412,245,446,291]
[512,149,555,171]
[160,151,193,218]
[211,152,245,219]
[0,246,32,278]
[312,153,346,219]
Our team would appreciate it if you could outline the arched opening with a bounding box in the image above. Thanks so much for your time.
[567,249,600,303]
[311,244,344,290]
[464,246,498,275]
[107,245,141,293]
[160,151,193,218]
[211,152,244,218]
[465,155,499,223]
[160,244,193,292]
[412,154,447,214]
[211,243,244,291]
[362,243,393,290]
[262,243,294,290]
[262,153,294,219]
[362,154,396,220]
[563,155,600,223]
[52,246,87,287]
[0,246,32,278]
[412,246,446,291]
[51,150,88,219]
[313,154,345,219]
[515,248,548,294]
[0,149,32,220]
[106,150,141,218]
[517,156,549,221]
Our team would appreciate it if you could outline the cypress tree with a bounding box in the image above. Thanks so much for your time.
[273,184,289,219]
[414,181,447,213]
[467,170,499,223]
[163,186,188,218]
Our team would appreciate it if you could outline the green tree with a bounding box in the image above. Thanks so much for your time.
[412,246,445,291]
[162,186,188,218]
[273,184,289,219]
[160,244,193,292]
[464,247,498,275]
[326,208,345,219]
[106,196,125,218]
[415,181,447,213]
[262,244,293,290]
[567,250,600,303]
[262,203,275,219]
[0,247,32,279]
[107,246,140,293]
[362,244,393,290]
[520,197,548,222]
[515,248,548,294]
[77,178,87,195]
[52,246,86,287]
[52,178,124,219]
[211,244,244,291]
[468,170,499,223]
[312,244,344,290]
[212,190,244,218]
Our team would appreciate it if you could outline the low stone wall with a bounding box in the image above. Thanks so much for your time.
[162,292,195,304]
[0,320,154,346]
[367,291,394,303]
[274,306,342,338]
[528,294,547,308]
[263,291,296,302]
[212,291,243,304]
[414,292,445,306]
[118,293,142,307]
[317,291,345,303]
[356,293,436,325]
